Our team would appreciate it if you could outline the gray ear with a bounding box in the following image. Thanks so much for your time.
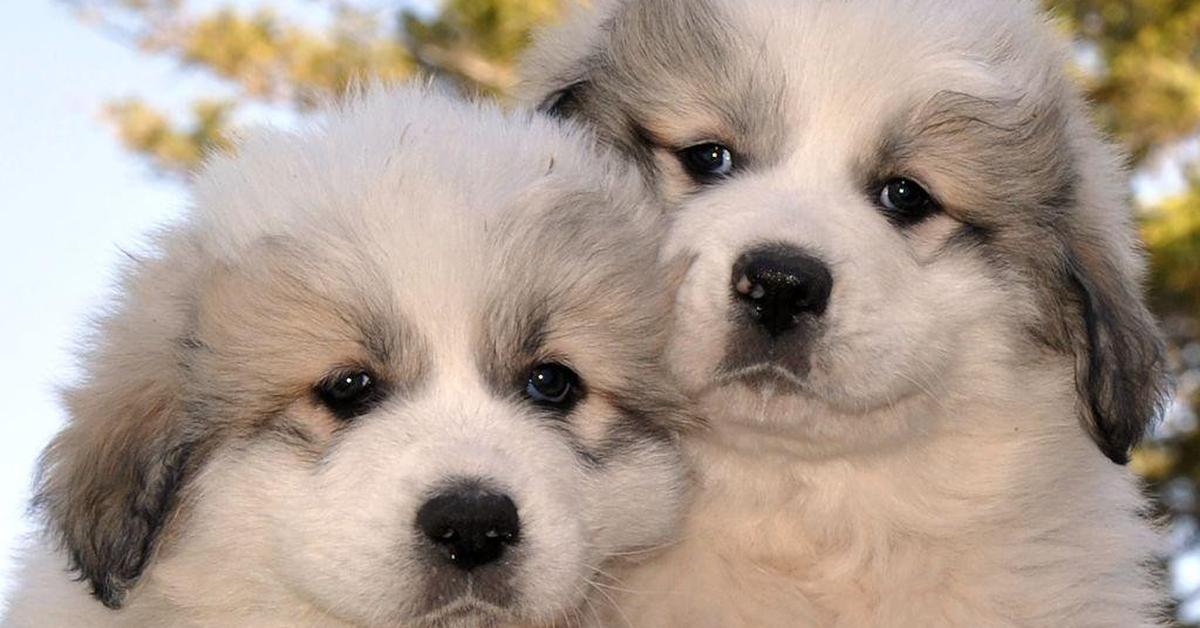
[34,242,205,608]
[36,403,197,609]
[1063,243,1169,465]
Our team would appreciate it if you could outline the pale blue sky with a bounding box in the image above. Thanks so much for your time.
[0,0,188,601]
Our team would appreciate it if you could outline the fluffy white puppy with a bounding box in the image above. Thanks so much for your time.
[2,86,696,628]
[521,0,1170,625]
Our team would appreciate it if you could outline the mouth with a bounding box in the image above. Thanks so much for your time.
[416,596,513,627]
[714,362,807,394]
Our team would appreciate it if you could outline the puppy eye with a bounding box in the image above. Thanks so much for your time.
[676,143,734,182]
[525,363,582,410]
[878,178,939,225]
[541,82,584,118]
[316,370,381,420]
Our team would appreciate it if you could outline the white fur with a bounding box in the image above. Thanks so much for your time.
[3,86,689,627]
[524,1,1166,625]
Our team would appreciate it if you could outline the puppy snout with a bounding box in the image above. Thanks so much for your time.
[732,245,833,336]
[416,486,521,571]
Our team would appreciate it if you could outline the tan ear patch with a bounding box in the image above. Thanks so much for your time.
[35,233,209,608]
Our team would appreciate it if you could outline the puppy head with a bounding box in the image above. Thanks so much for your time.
[35,87,694,625]
[522,0,1167,462]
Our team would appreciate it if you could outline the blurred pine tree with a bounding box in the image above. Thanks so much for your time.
[65,0,559,175]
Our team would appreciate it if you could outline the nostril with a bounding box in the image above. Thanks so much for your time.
[416,488,520,571]
[731,245,834,335]
[734,272,768,301]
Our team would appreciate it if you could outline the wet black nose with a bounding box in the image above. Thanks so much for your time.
[416,489,520,571]
[731,246,833,336]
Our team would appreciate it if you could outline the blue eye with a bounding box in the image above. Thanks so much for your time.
[677,143,734,181]
[525,363,581,409]
[878,178,939,225]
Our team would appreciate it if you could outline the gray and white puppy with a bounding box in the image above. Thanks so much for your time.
[522,0,1170,625]
[2,86,695,628]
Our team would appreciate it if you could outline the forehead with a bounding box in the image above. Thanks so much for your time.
[726,1,1073,220]
[195,174,666,397]
[600,0,1049,143]
[599,0,1073,220]
[188,87,663,373]
[746,2,1048,144]
[588,0,788,157]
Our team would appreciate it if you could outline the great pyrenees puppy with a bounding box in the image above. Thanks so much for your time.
[522,0,1170,625]
[2,86,696,627]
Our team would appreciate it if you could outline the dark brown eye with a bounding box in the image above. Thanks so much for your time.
[525,363,582,412]
[316,370,381,420]
[878,178,939,226]
[541,81,585,118]
[676,143,734,182]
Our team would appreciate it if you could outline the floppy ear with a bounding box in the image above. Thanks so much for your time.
[1061,234,1168,465]
[34,236,208,609]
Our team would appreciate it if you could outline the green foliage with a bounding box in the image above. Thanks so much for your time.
[104,97,234,172]
[176,6,415,106]
[1145,176,1200,313]
[404,0,559,93]
[64,0,558,175]
[1048,0,1200,162]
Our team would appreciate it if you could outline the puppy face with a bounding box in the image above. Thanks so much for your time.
[523,0,1166,462]
[35,88,693,626]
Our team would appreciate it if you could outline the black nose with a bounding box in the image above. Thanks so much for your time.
[416,488,520,571]
[731,246,833,336]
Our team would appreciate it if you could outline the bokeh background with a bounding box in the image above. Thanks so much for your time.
[0,0,1196,621]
